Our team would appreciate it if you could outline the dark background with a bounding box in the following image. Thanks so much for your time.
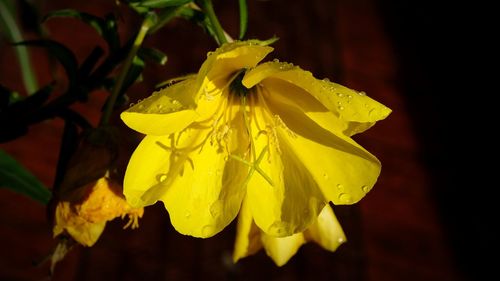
[0,0,494,280]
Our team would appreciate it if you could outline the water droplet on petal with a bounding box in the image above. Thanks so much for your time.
[268,221,290,236]
[338,237,345,243]
[157,174,167,183]
[206,51,213,57]
[273,58,280,63]
[336,92,344,97]
[322,78,331,82]
[357,91,366,96]
[210,201,223,218]
[339,193,352,203]
[336,184,344,190]
[202,225,215,237]
[362,185,371,193]
[185,212,191,218]
[323,173,329,180]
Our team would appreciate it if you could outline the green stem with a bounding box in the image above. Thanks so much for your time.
[201,0,227,45]
[0,0,38,95]
[99,13,155,126]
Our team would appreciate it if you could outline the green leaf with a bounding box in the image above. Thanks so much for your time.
[137,0,192,8]
[0,150,51,204]
[43,9,106,37]
[138,47,168,65]
[177,7,218,42]
[149,6,179,34]
[0,84,54,143]
[0,84,20,110]
[120,56,145,95]
[78,46,105,79]
[43,10,120,52]
[103,13,120,51]
[0,0,39,94]
[238,0,248,40]
[16,40,78,88]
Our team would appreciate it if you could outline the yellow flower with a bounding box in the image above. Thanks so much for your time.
[233,199,345,266]
[121,40,391,238]
[53,177,144,246]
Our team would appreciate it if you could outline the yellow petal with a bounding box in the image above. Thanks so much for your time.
[261,82,381,205]
[53,202,106,247]
[123,120,248,238]
[243,62,391,136]
[195,42,273,99]
[66,220,106,247]
[246,102,327,237]
[305,204,346,251]
[233,198,263,263]
[121,78,198,136]
[261,232,306,267]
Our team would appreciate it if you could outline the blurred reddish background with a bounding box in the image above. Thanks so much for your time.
[0,0,492,280]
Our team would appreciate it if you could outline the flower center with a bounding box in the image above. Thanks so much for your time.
[229,69,250,97]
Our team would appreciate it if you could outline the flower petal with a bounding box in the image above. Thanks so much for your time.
[233,198,263,263]
[305,204,346,251]
[243,61,391,136]
[261,232,306,266]
[261,83,381,205]
[246,102,327,237]
[196,42,274,96]
[121,78,198,136]
[123,118,248,237]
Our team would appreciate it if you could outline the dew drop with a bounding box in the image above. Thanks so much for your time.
[172,99,180,105]
[336,92,344,97]
[202,225,215,237]
[357,91,366,96]
[156,104,162,109]
[322,78,331,82]
[273,58,280,63]
[347,94,352,99]
[206,51,214,57]
[157,173,167,183]
[336,184,344,190]
[210,201,223,218]
[323,173,329,180]
[268,221,289,236]
[339,193,352,203]
[338,106,345,111]
[338,237,345,243]
[185,212,191,218]
[362,185,370,193]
